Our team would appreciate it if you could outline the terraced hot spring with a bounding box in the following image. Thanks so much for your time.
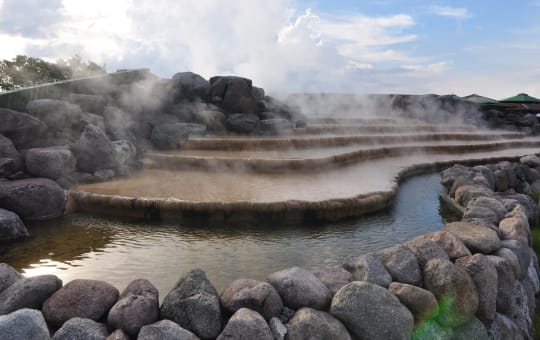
[0,173,457,299]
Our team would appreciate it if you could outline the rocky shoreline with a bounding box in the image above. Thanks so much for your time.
[1,154,539,339]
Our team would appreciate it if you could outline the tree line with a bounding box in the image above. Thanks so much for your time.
[0,55,106,92]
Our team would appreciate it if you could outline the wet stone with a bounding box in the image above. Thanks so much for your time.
[376,244,422,286]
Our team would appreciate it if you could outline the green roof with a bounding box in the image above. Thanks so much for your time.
[499,93,540,103]
[463,94,497,104]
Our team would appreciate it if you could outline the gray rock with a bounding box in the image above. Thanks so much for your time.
[520,154,540,167]
[160,269,221,339]
[266,266,332,310]
[508,281,532,339]
[220,278,282,321]
[494,248,522,280]
[527,255,540,294]
[343,253,392,287]
[107,279,159,337]
[25,146,77,180]
[279,306,295,324]
[0,178,66,221]
[216,308,272,340]
[411,320,453,340]
[94,169,115,182]
[27,99,83,132]
[151,123,206,150]
[0,275,62,315]
[0,263,22,293]
[0,134,21,170]
[499,216,530,247]
[101,106,134,141]
[81,112,106,131]
[443,221,501,254]
[138,320,199,340]
[106,329,129,340]
[43,279,119,327]
[455,254,497,325]
[209,76,258,114]
[0,108,47,149]
[418,231,471,260]
[0,308,50,340]
[0,208,28,242]
[451,317,488,340]
[269,317,287,340]
[388,282,439,323]
[454,185,495,207]
[52,317,108,340]
[494,169,509,191]
[330,281,413,340]
[377,244,422,286]
[112,140,136,167]
[195,110,226,132]
[171,72,210,102]
[404,237,450,268]
[0,158,18,178]
[69,94,106,114]
[486,255,516,315]
[312,267,352,296]
[463,206,500,225]
[501,239,530,280]
[71,124,118,173]
[488,313,523,340]
[286,307,351,340]
[423,259,479,328]
[225,114,260,134]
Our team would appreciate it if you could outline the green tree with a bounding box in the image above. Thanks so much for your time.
[0,54,106,91]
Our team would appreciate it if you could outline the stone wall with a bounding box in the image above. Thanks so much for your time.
[1,155,539,339]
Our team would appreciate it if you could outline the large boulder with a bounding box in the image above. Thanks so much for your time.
[423,258,479,328]
[160,269,222,339]
[376,244,422,286]
[0,263,22,293]
[455,254,498,325]
[499,216,530,247]
[451,317,489,340]
[0,108,47,148]
[107,279,159,337]
[216,308,273,340]
[0,158,18,178]
[0,275,62,315]
[286,307,351,340]
[25,146,77,180]
[0,178,66,221]
[52,317,108,340]
[68,94,106,114]
[501,239,530,280]
[418,231,471,260]
[493,248,522,280]
[171,72,210,102]
[404,237,449,268]
[42,279,119,327]
[330,281,413,340]
[71,124,118,173]
[150,123,206,150]
[27,99,82,133]
[488,312,522,340]
[388,282,439,323]
[225,113,260,134]
[266,266,332,310]
[442,221,501,254]
[312,267,352,296]
[0,134,21,171]
[486,255,516,315]
[209,76,258,114]
[343,253,392,287]
[0,308,50,340]
[138,320,200,340]
[220,278,282,321]
[0,208,28,242]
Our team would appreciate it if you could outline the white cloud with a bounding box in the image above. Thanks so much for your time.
[430,6,472,20]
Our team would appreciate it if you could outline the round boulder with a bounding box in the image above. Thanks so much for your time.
[0,134,21,170]
[225,114,260,134]
[287,307,351,340]
[376,244,422,286]
[0,275,62,315]
[25,146,77,180]
[27,99,83,131]
[42,279,119,327]
[0,308,50,340]
[404,237,449,268]
[388,282,439,323]
[0,108,47,149]
[71,124,118,173]
[52,317,108,340]
[442,221,501,254]
[171,72,210,102]
[0,178,66,221]
[330,281,413,340]
[220,278,282,321]
[343,253,392,287]
[0,208,28,242]
[216,308,273,340]
[418,231,471,260]
[266,266,332,310]
[312,267,352,296]
[209,76,258,114]
[160,269,221,339]
[138,320,199,340]
[0,263,22,294]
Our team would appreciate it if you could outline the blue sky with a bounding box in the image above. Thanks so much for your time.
[0,0,539,98]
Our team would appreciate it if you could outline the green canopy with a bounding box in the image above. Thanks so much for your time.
[499,93,540,103]
[462,94,497,104]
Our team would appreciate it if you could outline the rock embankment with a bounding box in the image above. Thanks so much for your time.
[1,155,539,339]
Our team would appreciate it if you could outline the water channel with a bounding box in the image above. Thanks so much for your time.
[0,173,457,299]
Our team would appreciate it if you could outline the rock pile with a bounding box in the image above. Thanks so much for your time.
[1,155,539,339]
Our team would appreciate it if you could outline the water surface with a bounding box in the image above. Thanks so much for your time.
[0,173,456,298]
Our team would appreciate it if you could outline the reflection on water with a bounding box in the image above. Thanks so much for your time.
[0,173,457,298]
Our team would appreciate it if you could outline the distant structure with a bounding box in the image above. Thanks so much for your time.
[462,94,497,104]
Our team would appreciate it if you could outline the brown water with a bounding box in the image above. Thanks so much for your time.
[0,173,456,298]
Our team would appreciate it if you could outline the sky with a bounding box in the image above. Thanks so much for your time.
[0,0,539,98]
